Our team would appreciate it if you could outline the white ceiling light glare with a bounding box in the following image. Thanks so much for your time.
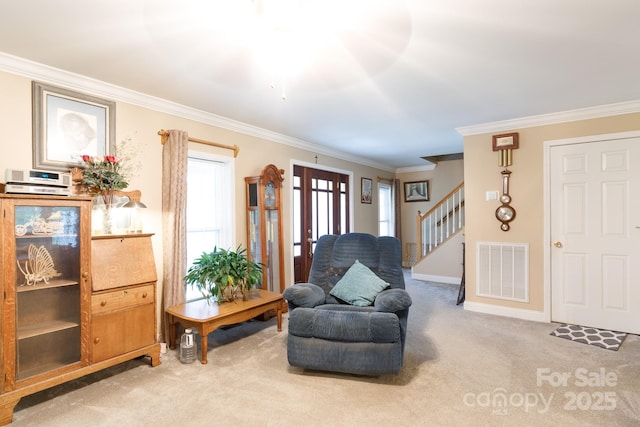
[250,0,362,99]
[252,0,312,99]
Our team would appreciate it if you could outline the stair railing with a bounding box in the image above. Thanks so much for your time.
[415,182,464,263]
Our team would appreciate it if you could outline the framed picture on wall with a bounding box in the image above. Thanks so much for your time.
[32,81,115,171]
[404,180,429,202]
[361,177,372,204]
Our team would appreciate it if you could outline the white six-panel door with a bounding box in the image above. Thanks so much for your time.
[550,137,640,334]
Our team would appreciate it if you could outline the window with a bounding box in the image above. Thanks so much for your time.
[185,152,234,301]
[378,181,394,237]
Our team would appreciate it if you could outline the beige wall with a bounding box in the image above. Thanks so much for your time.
[18,61,628,323]
[0,70,395,332]
[463,112,640,314]
[398,159,464,276]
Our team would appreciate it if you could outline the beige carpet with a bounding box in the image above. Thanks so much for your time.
[11,275,640,426]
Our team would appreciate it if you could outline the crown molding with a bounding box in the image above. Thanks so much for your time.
[396,163,436,174]
[0,52,396,172]
[456,99,640,137]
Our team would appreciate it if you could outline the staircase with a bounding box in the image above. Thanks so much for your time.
[410,182,464,265]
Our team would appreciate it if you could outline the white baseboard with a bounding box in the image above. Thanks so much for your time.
[463,301,547,323]
[411,273,461,285]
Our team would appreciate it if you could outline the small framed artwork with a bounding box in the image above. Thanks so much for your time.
[492,132,519,151]
[361,177,372,204]
[32,81,116,171]
[404,180,429,202]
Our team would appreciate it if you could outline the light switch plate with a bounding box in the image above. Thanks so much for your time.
[486,191,499,201]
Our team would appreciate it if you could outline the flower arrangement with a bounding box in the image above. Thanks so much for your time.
[80,155,129,205]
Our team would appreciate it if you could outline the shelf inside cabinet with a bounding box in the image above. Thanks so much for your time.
[17,320,80,340]
[15,233,78,240]
[16,279,79,293]
[17,361,79,381]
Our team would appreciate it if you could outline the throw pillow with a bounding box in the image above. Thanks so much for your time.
[329,260,390,306]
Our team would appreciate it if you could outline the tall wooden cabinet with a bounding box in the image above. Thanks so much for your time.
[0,195,160,425]
[245,164,285,293]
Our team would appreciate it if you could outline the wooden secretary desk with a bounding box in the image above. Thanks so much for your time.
[0,194,160,425]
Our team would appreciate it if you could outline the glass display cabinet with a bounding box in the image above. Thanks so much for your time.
[0,195,91,392]
[245,164,285,293]
[0,193,160,425]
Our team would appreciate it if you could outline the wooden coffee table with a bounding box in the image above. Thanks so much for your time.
[166,289,284,364]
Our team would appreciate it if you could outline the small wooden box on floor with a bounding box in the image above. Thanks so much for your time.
[0,194,160,426]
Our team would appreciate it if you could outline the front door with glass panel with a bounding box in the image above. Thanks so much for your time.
[293,165,350,283]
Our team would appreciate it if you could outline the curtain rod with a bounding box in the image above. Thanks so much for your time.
[157,129,239,157]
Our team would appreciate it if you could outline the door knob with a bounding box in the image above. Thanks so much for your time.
[306,229,313,257]
[553,241,563,248]
[307,237,313,257]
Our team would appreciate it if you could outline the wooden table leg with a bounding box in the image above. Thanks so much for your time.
[276,302,282,332]
[168,315,176,349]
[199,327,209,364]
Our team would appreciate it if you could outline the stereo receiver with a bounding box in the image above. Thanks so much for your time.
[5,169,72,187]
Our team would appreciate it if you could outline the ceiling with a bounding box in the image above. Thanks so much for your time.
[1,0,639,170]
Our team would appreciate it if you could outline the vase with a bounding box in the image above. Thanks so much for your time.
[101,204,114,234]
[100,190,116,234]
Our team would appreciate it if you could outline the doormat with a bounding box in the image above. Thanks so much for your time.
[550,324,627,351]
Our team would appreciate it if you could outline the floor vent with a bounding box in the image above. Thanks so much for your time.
[476,242,529,302]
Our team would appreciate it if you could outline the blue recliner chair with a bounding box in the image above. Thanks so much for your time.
[283,233,412,376]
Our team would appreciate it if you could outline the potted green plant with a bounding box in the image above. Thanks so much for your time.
[184,246,263,304]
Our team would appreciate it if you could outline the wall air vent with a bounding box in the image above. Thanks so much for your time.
[476,242,529,302]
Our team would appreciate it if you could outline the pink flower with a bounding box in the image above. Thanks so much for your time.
[80,152,128,192]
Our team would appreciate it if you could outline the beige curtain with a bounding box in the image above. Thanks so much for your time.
[393,178,402,241]
[160,129,188,342]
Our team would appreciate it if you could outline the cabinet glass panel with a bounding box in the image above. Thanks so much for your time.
[14,205,81,380]
[248,209,261,265]
[265,209,279,292]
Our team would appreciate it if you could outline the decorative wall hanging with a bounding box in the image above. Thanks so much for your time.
[361,178,372,204]
[404,180,429,202]
[32,81,115,171]
[492,132,519,231]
